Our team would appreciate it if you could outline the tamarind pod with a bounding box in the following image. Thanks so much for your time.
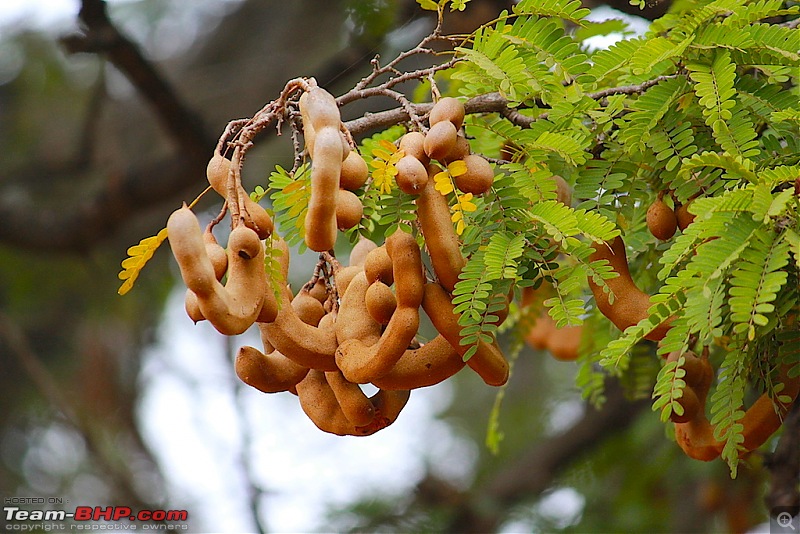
[666,350,713,389]
[325,370,376,427]
[260,279,339,371]
[429,97,466,130]
[335,230,424,383]
[454,154,494,195]
[353,390,410,435]
[296,371,408,436]
[588,237,671,342]
[304,127,342,252]
[673,355,720,460]
[335,189,363,231]
[335,271,382,346]
[235,343,309,393]
[553,175,572,206]
[546,325,582,361]
[334,265,362,296]
[395,154,429,195]
[203,229,228,280]
[365,281,397,325]
[184,289,204,323]
[647,198,678,241]
[676,202,695,231]
[364,245,394,286]
[423,282,509,386]
[739,365,800,452]
[307,278,329,303]
[292,288,326,327]
[416,170,467,293]
[299,86,341,131]
[424,120,458,162]
[206,155,274,239]
[371,335,464,390]
[524,312,555,350]
[340,151,369,191]
[669,386,701,424]
[349,236,378,267]
[296,370,360,436]
[167,206,266,335]
[442,134,472,164]
[398,131,430,166]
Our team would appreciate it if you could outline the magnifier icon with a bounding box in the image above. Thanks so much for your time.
[778,512,796,530]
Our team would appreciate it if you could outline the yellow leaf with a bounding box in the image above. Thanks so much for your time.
[447,159,467,177]
[378,139,397,152]
[118,227,169,295]
[434,170,454,195]
[372,148,393,161]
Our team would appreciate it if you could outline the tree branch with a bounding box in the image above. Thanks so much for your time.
[60,0,212,160]
[764,398,800,511]
[444,381,650,533]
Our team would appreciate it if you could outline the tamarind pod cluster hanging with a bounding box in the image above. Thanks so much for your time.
[166,88,518,437]
[671,350,800,461]
[588,236,671,341]
[336,230,425,383]
[167,205,272,335]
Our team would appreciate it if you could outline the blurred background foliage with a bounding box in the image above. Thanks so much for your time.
[0,1,790,532]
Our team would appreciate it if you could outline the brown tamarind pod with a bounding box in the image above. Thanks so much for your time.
[429,97,466,130]
[235,341,309,394]
[335,271,382,346]
[324,370,376,427]
[365,281,397,325]
[395,154,430,195]
[296,370,360,436]
[206,154,274,239]
[335,189,363,231]
[340,150,369,191]
[423,282,509,386]
[739,364,800,452]
[371,335,464,390]
[260,277,339,371]
[647,197,678,240]
[399,131,430,166]
[364,245,394,286]
[669,386,701,424]
[454,154,494,195]
[167,206,266,336]
[184,229,228,323]
[335,230,425,383]
[353,389,410,435]
[292,288,326,327]
[334,265,362,296]
[546,325,583,361]
[442,134,471,164]
[553,175,572,206]
[524,311,556,350]
[204,228,228,280]
[424,120,458,162]
[304,127,343,252]
[299,85,341,131]
[417,169,467,293]
[307,278,329,303]
[296,371,408,436]
[672,354,720,460]
[676,202,696,231]
[349,236,377,268]
[588,236,671,341]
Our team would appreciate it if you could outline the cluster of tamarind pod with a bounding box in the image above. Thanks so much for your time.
[165,85,509,436]
[582,234,800,460]
[164,79,798,456]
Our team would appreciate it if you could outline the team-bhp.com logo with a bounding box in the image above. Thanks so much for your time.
[4,503,189,531]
